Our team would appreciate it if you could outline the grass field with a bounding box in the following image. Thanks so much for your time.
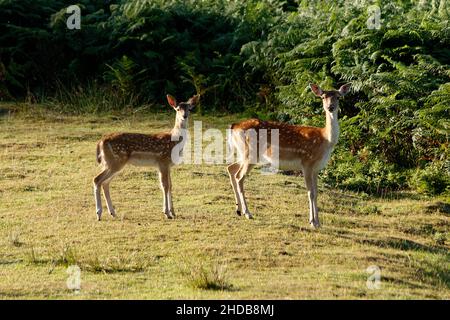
[0,104,449,299]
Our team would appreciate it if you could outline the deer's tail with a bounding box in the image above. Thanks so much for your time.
[96,141,102,164]
[227,124,247,163]
[227,124,235,154]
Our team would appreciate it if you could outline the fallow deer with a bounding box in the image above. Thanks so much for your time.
[227,84,350,227]
[93,94,199,221]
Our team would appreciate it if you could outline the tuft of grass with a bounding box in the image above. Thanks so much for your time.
[433,232,446,246]
[358,205,381,215]
[25,246,47,265]
[83,254,149,274]
[50,244,79,267]
[183,261,233,291]
[8,230,22,247]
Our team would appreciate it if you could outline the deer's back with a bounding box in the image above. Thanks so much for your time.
[231,118,326,147]
[231,118,330,169]
[99,132,180,166]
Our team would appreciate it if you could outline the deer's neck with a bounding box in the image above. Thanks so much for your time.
[324,111,339,146]
[171,118,187,140]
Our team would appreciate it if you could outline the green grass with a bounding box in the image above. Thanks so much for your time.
[0,103,449,299]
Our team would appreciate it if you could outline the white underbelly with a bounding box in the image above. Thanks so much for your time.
[263,154,303,171]
[315,149,332,171]
[128,152,161,167]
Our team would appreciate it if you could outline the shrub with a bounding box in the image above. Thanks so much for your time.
[322,149,409,194]
[409,161,450,195]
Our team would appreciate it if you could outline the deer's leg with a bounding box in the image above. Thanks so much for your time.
[311,172,320,227]
[227,162,243,216]
[304,169,319,228]
[93,168,114,221]
[167,169,175,217]
[158,166,173,219]
[102,174,118,218]
[235,162,255,219]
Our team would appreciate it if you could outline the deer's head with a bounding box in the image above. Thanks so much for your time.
[167,94,200,125]
[310,84,351,114]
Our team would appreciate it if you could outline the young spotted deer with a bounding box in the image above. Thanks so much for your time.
[227,84,350,227]
[93,94,199,221]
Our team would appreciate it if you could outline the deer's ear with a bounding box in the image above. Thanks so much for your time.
[310,84,323,97]
[166,94,177,109]
[187,94,200,107]
[338,84,351,96]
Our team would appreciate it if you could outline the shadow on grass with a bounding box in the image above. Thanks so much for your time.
[0,290,29,298]
[0,107,11,117]
[369,191,425,201]
[414,255,450,289]
[0,258,22,265]
[424,201,450,215]
[359,237,447,254]
[322,227,449,290]
[322,227,447,255]
[382,276,424,290]
[324,184,426,202]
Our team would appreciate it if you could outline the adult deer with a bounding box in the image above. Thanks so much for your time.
[93,94,199,221]
[227,84,350,227]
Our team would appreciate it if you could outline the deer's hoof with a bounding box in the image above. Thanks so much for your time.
[96,211,102,221]
[164,213,174,219]
[244,212,253,220]
[310,221,321,229]
[235,209,242,216]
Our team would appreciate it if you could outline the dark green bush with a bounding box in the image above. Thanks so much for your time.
[409,161,450,195]
[321,149,410,194]
[0,0,279,110]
